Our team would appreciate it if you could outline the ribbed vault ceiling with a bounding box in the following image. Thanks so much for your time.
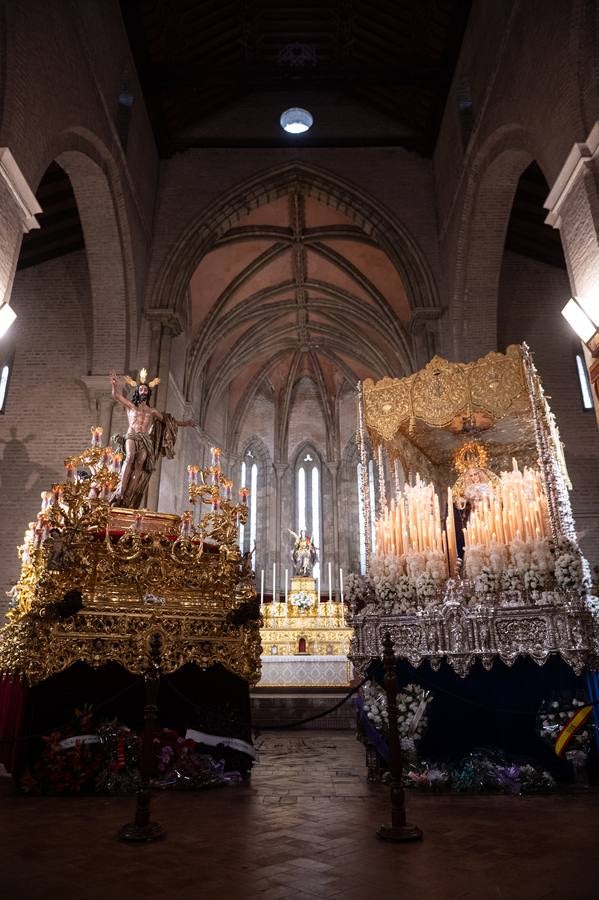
[189,188,414,452]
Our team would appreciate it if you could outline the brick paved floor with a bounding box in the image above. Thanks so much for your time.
[1,730,598,900]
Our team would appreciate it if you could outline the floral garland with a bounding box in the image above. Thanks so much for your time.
[290,590,315,611]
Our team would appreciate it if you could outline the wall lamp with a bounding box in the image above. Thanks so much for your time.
[562,296,599,398]
[0,302,16,339]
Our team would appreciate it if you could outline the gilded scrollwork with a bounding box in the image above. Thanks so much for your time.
[0,456,262,686]
[362,344,527,446]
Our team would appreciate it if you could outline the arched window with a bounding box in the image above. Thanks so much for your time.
[0,364,10,414]
[295,447,321,580]
[239,449,258,561]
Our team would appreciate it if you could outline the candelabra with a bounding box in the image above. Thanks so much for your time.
[187,447,249,546]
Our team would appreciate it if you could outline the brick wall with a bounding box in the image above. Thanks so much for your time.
[498,250,599,563]
[0,251,93,613]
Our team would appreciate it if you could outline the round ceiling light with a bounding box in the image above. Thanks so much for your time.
[280,108,313,134]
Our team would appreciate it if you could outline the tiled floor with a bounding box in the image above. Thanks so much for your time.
[1,730,598,900]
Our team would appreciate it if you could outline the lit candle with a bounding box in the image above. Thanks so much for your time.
[211,447,221,471]
[188,464,199,485]
[91,426,103,448]
[64,462,76,484]
[239,486,249,505]
[112,452,123,474]
[285,568,289,605]
[328,561,332,604]
[273,562,276,602]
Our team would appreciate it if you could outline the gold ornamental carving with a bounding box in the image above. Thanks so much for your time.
[0,441,262,687]
[362,344,527,444]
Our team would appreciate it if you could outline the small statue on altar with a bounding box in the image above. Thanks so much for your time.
[110,369,195,509]
[288,528,318,577]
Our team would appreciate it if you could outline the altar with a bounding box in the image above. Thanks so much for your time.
[258,575,353,687]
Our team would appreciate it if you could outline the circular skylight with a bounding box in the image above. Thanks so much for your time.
[280,108,313,134]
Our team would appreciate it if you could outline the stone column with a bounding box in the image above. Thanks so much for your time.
[80,375,115,441]
[325,460,340,582]
[545,122,599,425]
[144,309,184,511]
[0,148,41,308]
[273,462,288,588]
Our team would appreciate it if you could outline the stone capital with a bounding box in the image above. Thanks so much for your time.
[145,307,185,338]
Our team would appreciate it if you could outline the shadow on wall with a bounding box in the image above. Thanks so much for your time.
[0,428,61,610]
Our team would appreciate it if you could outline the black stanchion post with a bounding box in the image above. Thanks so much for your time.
[119,632,165,842]
[377,631,423,842]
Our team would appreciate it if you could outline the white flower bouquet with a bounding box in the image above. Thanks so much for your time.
[396,575,417,613]
[416,572,438,606]
[290,590,315,611]
[502,566,523,592]
[524,565,545,595]
[474,566,500,598]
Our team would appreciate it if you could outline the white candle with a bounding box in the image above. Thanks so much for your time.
[328,561,332,604]
[317,571,321,616]
[285,568,289,604]
[260,569,264,605]
[339,567,344,601]
[273,562,276,602]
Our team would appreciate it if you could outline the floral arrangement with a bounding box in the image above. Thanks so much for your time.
[396,575,417,613]
[474,566,500,598]
[415,573,438,605]
[405,749,555,795]
[523,565,545,596]
[553,537,585,592]
[360,681,432,744]
[19,708,243,795]
[501,566,522,592]
[290,590,315,611]
[152,728,238,790]
[537,694,593,757]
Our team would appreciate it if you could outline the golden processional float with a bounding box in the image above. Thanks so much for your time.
[348,344,599,678]
[0,439,261,688]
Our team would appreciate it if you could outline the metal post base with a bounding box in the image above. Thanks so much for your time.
[118,821,165,843]
[377,822,423,843]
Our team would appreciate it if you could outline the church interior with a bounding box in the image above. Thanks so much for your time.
[1,2,599,898]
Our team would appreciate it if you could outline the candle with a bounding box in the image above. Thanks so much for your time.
[340,567,345,625]
[112,452,123,474]
[285,568,289,605]
[328,561,332,604]
[260,569,264,605]
[317,572,321,616]
[64,462,76,484]
[273,562,276,602]
[91,426,103,448]
[239,486,249,505]
[188,464,199,485]
[210,447,221,471]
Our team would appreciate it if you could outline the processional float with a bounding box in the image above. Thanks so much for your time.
[0,437,261,689]
[349,344,599,678]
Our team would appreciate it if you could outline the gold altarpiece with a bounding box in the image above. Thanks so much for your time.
[259,576,353,687]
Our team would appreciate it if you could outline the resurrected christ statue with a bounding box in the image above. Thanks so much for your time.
[110,370,194,509]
